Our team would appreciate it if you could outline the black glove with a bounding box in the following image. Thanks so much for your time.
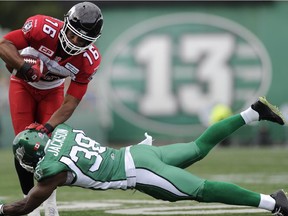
[14,60,44,82]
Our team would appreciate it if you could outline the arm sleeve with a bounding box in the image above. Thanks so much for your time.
[66,81,88,100]
[3,29,29,49]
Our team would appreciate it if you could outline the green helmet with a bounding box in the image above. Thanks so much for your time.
[13,129,49,173]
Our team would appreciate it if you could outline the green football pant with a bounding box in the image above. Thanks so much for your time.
[130,114,260,206]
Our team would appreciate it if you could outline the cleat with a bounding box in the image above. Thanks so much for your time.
[271,189,288,216]
[251,97,285,125]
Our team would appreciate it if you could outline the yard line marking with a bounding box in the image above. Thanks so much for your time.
[50,200,268,215]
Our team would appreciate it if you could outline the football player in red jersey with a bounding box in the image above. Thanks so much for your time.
[0,2,103,216]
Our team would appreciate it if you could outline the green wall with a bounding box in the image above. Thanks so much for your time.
[1,2,288,148]
[97,2,288,145]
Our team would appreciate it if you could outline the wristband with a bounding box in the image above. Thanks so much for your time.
[19,62,32,74]
[44,123,54,133]
[0,204,4,215]
[13,62,32,78]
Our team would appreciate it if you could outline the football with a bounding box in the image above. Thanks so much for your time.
[6,54,39,73]
[22,54,39,65]
[6,54,48,81]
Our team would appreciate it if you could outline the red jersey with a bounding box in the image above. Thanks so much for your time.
[4,14,101,96]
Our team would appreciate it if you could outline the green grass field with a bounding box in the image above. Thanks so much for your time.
[1,146,288,216]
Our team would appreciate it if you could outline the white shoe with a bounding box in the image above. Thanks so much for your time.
[27,207,41,216]
[43,190,59,216]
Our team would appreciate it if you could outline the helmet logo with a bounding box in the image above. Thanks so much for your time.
[34,142,40,151]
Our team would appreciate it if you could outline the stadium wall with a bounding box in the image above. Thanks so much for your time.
[0,2,288,148]
[97,1,288,145]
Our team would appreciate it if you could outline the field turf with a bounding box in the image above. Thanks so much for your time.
[0,146,288,216]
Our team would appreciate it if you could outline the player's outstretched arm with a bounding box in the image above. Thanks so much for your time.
[0,172,66,216]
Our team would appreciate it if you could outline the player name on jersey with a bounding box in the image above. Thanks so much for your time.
[47,128,68,156]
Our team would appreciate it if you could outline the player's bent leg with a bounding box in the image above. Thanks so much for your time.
[155,141,202,168]
[138,115,245,169]
[195,97,285,161]
[195,114,245,159]
[138,97,285,170]
[157,114,251,169]
[132,142,204,171]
